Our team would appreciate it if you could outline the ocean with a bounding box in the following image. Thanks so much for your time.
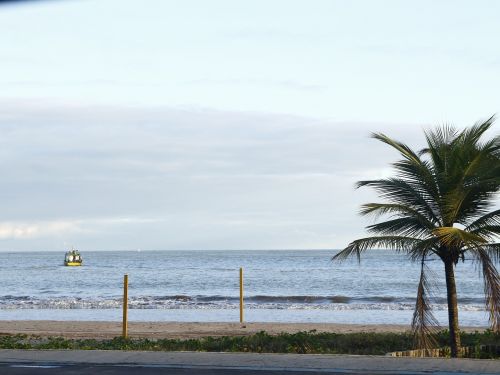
[0,250,489,326]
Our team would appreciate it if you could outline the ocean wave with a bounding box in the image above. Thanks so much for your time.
[86,294,483,305]
[0,295,487,311]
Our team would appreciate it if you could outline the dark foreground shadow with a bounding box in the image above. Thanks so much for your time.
[0,363,429,375]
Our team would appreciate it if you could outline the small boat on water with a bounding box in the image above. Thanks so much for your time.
[64,249,83,266]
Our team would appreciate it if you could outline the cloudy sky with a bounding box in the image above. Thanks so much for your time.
[0,0,499,251]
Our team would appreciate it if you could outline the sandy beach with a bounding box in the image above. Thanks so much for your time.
[0,321,485,339]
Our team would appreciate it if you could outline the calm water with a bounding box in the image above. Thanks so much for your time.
[0,250,490,326]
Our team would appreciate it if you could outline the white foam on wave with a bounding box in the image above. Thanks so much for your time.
[0,296,486,312]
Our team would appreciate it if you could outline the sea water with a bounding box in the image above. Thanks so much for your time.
[0,250,490,326]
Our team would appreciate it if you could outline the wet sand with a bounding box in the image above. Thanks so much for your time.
[0,321,485,339]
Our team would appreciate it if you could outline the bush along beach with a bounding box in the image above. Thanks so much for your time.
[0,331,498,358]
[333,119,500,357]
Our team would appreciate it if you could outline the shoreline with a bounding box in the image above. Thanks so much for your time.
[0,321,486,339]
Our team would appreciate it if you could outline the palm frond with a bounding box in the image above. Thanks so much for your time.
[406,237,442,261]
[472,248,500,332]
[391,159,441,214]
[421,125,457,178]
[470,225,500,242]
[432,226,487,248]
[332,236,422,262]
[360,203,437,235]
[466,209,500,232]
[412,256,439,349]
[424,124,458,150]
[360,203,428,220]
[356,178,440,224]
[371,133,422,164]
[482,244,500,263]
[447,173,500,225]
[455,115,495,147]
[333,236,440,263]
[436,121,500,225]
[372,133,439,216]
[366,217,433,238]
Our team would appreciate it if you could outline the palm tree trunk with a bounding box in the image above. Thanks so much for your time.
[444,258,461,357]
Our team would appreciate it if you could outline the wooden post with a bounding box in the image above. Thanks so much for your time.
[122,274,128,338]
[239,267,244,323]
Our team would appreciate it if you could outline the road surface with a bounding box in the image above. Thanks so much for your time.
[0,350,497,374]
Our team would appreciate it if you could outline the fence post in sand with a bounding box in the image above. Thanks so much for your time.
[122,274,128,338]
[239,267,244,323]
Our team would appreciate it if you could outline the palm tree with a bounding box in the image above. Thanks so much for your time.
[332,117,500,357]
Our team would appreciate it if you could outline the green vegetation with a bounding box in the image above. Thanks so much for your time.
[333,119,500,357]
[0,330,498,358]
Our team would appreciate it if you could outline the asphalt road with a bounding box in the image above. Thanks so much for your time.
[1,350,498,375]
[0,363,440,375]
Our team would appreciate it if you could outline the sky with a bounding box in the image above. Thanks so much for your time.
[0,0,499,251]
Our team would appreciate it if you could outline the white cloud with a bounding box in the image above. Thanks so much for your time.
[0,220,80,240]
[0,216,161,241]
[0,100,496,250]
